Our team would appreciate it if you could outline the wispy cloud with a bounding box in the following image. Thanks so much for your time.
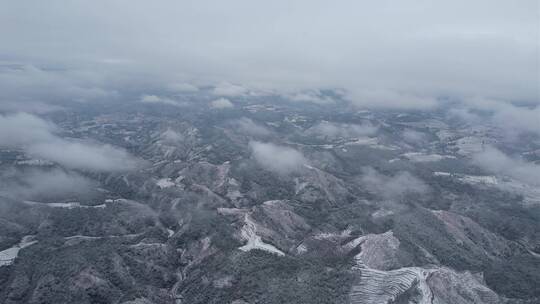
[0,113,141,172]
[140,94,185,107]
[347,89,439,110]
[287,91,335,105]
[0,168,95,200]
[451,98,540,137]
[210,98,234,109]
[212,82,248,97]
[232,118,271,137]
[250,141,307,174]
[360,167,430,200]
[307,121,377,139]
[472,146,540,186]
[402,129,428,145]
[167,82,199,93]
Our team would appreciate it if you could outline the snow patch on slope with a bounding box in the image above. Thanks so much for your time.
[238,214,285,256]
[156,178,176,189]
[433,172,540,204]
[0,235,37,267]
[401,152,455,162]
[23,200,106,209]
[345,231,400,270]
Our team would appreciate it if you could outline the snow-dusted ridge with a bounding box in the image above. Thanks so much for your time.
[0,235,37,267]
[238,214,285,256]
[23,200,106,209]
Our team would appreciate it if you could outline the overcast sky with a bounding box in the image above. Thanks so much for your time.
[0,0,538,109]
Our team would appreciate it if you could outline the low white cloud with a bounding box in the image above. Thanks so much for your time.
[0,113,140,172]
[490,105,540,137]
[28,141,139,172]
[307,121,377,139]
[167,82,199,93]
[402,129,428,144]
[0,168,95,200]
[212,82,247,97]
[360,167,429,200]
[140,95,162,103]
[347,89,439,110]
[0,101,64,114]
[233,118,270,136]
[250,141,307,174]
[210,98,234,109]
[0,112,57,146]
[140,94,184,106]
[0,64,116,107]
[287,91,334,104]
[472,146,540,186]
[451,98,540,137]
[448,108,482,123]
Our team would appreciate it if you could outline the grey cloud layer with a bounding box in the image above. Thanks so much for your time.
[0,0,537,110]
[0,113,140,172]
